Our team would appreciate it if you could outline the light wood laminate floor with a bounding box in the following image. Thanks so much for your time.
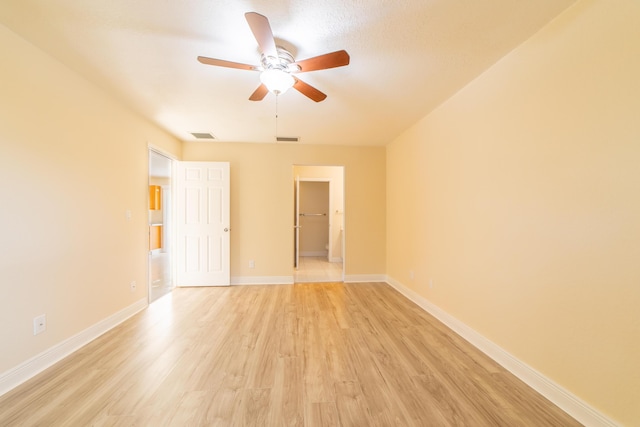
[0,283,581,426]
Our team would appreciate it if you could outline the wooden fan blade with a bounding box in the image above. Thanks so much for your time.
[197,56,258,71]
[245,12,278,59]
[249,84,269,101]
[293,78,327,102]
[293,50,350,73]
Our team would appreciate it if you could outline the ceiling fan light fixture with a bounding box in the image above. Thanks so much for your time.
[198,12,349,102]
[260,68,295,95]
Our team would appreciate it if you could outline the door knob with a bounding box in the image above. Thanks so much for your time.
[224,228,229,232]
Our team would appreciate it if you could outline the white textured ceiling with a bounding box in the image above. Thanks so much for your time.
[0,0,576,146]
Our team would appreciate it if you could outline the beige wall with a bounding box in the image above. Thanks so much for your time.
[182,143,385,280]
[386,0,640,424]
[0,25,181,373]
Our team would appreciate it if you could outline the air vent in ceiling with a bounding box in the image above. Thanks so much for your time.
[191,132,216,140]
[276,136,299,142]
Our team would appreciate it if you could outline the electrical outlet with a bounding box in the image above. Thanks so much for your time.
[409,270,415,280]
[33,314,46,335]
[130,281,137,292]
[429,278,433,289]
[249,260,255,269]
[125,209,132,220]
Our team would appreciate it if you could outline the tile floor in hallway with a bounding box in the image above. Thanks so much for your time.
[149,251,173,303]
[294,256,343,283]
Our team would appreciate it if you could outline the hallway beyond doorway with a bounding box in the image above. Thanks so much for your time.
[293,165,345,282]
[148,149,174,303]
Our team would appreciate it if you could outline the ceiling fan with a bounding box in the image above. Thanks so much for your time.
[198,12,350,102]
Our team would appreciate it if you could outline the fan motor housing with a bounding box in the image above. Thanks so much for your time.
[261,46,300,72]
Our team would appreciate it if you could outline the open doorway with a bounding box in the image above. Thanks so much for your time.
[293,165,344,283]
[148,149,174,302]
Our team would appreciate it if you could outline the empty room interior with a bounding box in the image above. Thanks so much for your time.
[0,0,638,425]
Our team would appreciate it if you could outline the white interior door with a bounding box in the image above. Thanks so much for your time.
[177,162,230,286]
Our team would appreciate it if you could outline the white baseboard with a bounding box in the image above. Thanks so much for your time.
[385,276,619,427]
[231,276,294,285]
[0,298,147,397]
[344,274,387,283]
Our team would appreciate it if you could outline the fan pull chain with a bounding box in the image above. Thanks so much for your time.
[275,94,279,141]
